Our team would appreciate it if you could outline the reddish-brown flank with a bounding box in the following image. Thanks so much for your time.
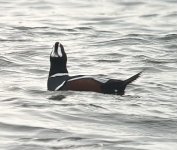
[63,78,102,93]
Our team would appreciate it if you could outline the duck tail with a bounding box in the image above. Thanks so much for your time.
[124,71,142,85]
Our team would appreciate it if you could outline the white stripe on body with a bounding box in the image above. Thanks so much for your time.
[68,76,90,82]
[50,73,108,83]
[55,81,66,91]
[68,76,108,83]
[52,73,109,91]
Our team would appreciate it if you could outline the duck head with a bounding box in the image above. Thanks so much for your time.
[49,42,68,77]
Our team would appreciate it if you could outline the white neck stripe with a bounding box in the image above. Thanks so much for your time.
[50,73,68,78]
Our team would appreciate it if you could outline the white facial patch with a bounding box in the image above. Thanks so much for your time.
[57,43,63,57]
[51,46,58,57]
[51,43,63,57]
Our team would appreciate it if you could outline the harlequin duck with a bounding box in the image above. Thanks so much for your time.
[47,42,142,95]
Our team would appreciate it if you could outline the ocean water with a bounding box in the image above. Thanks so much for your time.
[0,0,177,149]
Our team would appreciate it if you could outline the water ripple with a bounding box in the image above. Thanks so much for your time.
[1,0,177,150]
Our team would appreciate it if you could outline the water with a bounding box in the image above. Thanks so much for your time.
[1,0,177,149]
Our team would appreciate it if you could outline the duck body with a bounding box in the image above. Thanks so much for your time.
[47,42,141,95]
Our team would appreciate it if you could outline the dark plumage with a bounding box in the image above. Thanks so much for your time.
[47,42,142,95]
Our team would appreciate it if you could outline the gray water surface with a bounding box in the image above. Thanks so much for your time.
[1,0,177,150]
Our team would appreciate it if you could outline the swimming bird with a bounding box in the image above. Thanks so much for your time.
[47,42,142,95]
